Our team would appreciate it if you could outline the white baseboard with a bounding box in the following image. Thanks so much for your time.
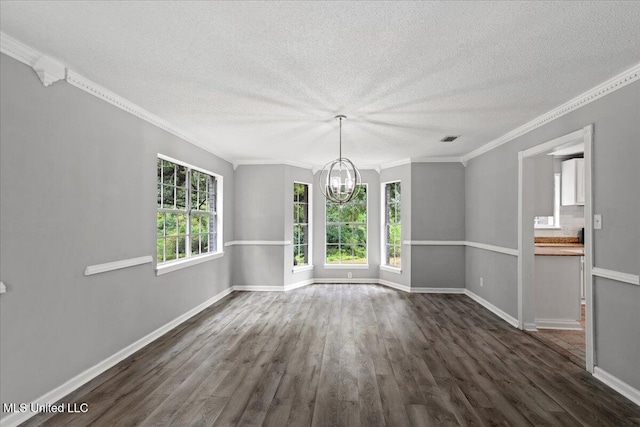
[312,278,379,284]
[377,279,410,292]
[535,319,583,330]
[232,285,284,292]
[524,322,538,331]
[593,367,640,406]
[284,279,315,291]
[0,287,233,427]
[411,287,465,294]
[464,289,519,328]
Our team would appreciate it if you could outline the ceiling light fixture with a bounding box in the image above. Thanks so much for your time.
[319,115,361,205]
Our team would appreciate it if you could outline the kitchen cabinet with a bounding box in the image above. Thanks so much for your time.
[534,252,582,330]
[561,158,585,206]
[534,155,555,216]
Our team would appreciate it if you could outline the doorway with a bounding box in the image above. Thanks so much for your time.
[517,125,594,372]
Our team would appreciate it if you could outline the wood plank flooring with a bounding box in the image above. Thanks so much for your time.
[22,285,640,426]
[528,305,587,368]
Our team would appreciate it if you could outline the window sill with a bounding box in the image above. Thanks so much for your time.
[324,264,369,270]
[380,265,402,274]
[534,226,562,230]
[292,264,314,273]
[156,251,224,276]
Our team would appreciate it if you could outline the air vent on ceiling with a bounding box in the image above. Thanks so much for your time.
[440,135,460,142]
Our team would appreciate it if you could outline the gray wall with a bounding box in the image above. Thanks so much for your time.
[465,80,640,389]
[232,165,285,287]
[411,163,466,289]
[0,55,234,406]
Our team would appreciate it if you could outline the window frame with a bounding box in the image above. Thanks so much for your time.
[323,183,369,269]
[380,180,402,273]
[293,181,313,273]
[156,154,224,275]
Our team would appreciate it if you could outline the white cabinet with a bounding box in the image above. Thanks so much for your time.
[561,158,585,206]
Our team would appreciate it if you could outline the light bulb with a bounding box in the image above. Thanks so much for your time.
[346,178,354,191]
[331,176,341,192]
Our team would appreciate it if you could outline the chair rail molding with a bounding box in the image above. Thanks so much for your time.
[85,256,153,276]
[404,240,519,257]
[592,267,639,286]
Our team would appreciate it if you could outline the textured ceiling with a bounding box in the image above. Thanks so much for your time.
[1,1,640,166]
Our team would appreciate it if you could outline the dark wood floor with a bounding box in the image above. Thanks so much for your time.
[528,305,586,368]
[24,285,640,426]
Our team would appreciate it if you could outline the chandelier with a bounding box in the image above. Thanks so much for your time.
[319,115,362,204]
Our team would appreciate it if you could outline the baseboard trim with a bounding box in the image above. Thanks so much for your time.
[378,279,411,293]
[284,279,315,291]
[0,286,233,427]
[593,367,640,407]
[464,289,519,328]
[524,322,538,331]
[312,278,379,284]
[411,287,465,294]
[535,319,583,330]
[233,285,284,292]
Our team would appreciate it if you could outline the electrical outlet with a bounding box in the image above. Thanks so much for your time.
[347,272,353,279]
[480,277,484,287]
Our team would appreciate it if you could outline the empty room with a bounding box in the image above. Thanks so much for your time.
[1,1,639,426]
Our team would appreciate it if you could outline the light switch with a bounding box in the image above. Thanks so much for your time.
[594,214,602,230]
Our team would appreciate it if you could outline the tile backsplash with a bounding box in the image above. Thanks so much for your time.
[535,204,585,237]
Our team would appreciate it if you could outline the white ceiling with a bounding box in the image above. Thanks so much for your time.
[1,1,639,166]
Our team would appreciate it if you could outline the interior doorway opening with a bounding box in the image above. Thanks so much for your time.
[517,125,594,372]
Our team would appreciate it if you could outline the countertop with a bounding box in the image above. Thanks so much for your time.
[534,243,584,256]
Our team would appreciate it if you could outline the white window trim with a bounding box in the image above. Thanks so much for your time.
[381,180,402,269]
[323,183,369,267]
[324,264,370,270]
[293,181,313,269]
[156,251,225,276]
[380,264,402,274]
[534,173,561,230]
[292,264,314,273]
[156,154,224,271]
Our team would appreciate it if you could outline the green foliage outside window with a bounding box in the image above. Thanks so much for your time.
[384,182,401,267]
[293,183,309,266]
[326,185,367,264]
[157,158,217,263]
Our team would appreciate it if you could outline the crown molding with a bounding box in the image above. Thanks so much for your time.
[64,70,233,164]
[4,32,638,169]
[1,31,234,165]
[462,62,640,163]
[233,159,314,171]
[379,158,412,170]
[379,157,465,171]
[1,32,40,65]
[1,31,65,87]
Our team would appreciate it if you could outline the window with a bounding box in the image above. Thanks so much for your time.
[534,173,561,229]
[383,181,401,268]
[293,182,311,267]
[157,156,222,266]
[326,185,367,265]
